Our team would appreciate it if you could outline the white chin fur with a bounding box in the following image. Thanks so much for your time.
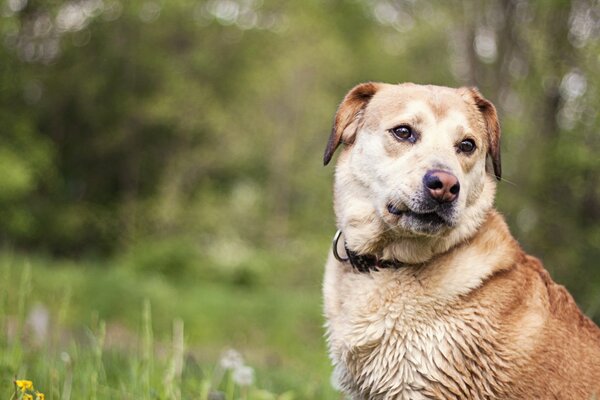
[335,173,496,264]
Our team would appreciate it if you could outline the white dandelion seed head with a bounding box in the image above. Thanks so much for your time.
[26,303,50,343]
[60,351,71,363]
[232,365,254,387]
[219,348,244,370]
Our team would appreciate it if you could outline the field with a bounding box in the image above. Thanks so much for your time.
[0,249,339,399]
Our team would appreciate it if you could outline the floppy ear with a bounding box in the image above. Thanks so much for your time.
[323,82,382,166]
[467,87,502,180]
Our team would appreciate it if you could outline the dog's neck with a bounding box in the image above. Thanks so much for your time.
[338,210,520,298]
[413,210,519,298]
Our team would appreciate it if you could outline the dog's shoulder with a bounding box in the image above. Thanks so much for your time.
[520,254,600,340]
[507,254,600,396]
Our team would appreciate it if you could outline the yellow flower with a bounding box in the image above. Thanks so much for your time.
[36,392,45,400]
[24,394,34,400]
[15,380,34,392]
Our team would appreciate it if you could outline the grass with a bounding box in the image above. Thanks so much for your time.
[0,250,339,399]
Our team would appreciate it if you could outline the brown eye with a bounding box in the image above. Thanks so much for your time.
[390,125,416,143]
[458,139,476,154]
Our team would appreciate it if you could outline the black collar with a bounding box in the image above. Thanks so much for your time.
[332,230,408,273]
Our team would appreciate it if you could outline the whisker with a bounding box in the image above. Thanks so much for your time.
[488,172,517,187]
[498,177,517,186]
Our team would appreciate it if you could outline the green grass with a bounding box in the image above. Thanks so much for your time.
[0,252,339,399]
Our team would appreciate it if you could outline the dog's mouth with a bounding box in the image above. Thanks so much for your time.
[386,202,454,232]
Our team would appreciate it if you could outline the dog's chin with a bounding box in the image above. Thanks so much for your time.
[384,204,455,237]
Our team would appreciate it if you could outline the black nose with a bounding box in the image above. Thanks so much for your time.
[423,170,460,203]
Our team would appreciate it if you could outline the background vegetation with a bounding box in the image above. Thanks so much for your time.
[0,0,599,398]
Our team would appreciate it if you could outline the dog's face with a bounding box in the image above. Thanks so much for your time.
[325,83,501,260]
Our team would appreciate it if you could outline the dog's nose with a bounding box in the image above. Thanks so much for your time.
[423,170,460,203]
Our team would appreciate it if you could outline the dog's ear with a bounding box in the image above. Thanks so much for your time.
[323,82,382,166]
[467,87,502,180]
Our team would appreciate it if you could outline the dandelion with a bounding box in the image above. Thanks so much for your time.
[232,365,254,387]
[219,348,243,370]
[15,380,34,392]
[13,379,44,400]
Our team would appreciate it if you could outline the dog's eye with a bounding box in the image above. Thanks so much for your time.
[457,139,476,154]
[390,125,416,142]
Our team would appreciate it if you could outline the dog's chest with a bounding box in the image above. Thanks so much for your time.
[327,271,507,399]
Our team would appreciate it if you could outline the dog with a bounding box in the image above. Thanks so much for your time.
[322,82,600,399]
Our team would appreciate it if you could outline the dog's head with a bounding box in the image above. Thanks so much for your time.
[325,82,501,262]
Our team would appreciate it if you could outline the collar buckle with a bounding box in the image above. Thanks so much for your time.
[332,229,349,263]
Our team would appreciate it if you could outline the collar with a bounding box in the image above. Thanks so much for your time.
[332,230,408,273]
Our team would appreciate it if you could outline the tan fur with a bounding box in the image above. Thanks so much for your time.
[323,82,600,399]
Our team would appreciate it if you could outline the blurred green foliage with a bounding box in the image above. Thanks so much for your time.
[0,0,599,390]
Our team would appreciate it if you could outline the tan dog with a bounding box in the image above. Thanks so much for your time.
[322,82,600,399]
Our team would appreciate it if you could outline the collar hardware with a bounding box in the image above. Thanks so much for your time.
[332,229,348,263]
[331,229,406,273]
